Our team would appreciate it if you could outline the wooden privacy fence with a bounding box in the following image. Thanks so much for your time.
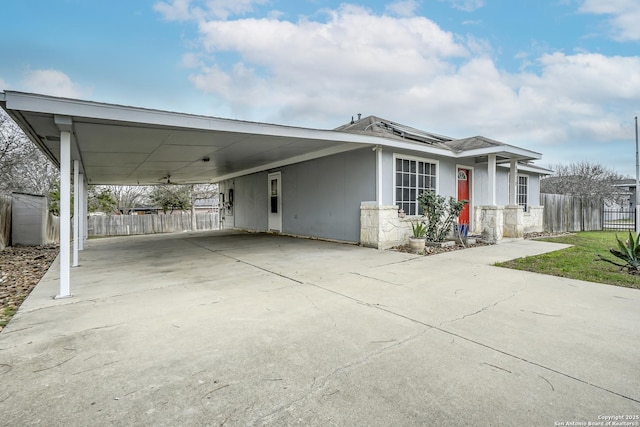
[88,212,219,237]
[540,193,602,232]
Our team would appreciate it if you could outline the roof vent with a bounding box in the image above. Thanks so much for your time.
[357,113,362,121]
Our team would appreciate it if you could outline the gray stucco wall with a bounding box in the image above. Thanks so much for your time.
[227,148,376,242]
[496,169,510,205]
[474,164,543,207]
[226,146,545,242]
[280,148,376,242]
[528,174,541,206]
[381,151,394,205]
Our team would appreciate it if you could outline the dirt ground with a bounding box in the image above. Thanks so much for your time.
[0,245,58,332]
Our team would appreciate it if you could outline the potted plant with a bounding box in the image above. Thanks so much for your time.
[409,220,427,252]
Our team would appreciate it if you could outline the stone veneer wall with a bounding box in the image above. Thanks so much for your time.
[360,203,412,249]
[523,206,544,233]
[473,205,504,243]
[474,204,545,243]
[503,205,524,238]
[362,203,545,248]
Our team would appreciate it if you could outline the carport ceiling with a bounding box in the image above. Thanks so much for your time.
[1,91,371,185]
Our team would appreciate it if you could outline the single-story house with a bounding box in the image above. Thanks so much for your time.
[607,179,637,211]
[219,115,550,248]
[0,91,549,297]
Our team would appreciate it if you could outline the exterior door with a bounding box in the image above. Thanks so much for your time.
[457,168,470,226]
[268,172,282,232]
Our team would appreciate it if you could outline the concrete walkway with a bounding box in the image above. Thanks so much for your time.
[1,231,638,426]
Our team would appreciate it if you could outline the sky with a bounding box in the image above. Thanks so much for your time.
[1,0,639,175]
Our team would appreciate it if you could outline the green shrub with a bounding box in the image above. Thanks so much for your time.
[411,220,427,238]
[417,190,467,242]
[598,231,640,271]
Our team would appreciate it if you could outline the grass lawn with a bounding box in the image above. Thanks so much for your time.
[496,231,640,289]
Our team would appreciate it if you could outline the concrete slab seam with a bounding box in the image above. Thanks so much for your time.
[184,239,304,285]
[304,281,640,406]
[438,284,528,326]
[183,236,640,405]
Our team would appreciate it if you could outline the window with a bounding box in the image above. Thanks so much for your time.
[394,156,437,215]
[517,175,528,211]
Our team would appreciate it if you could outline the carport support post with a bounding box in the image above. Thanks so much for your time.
[56,129,72,298]
[83,178,88,247]
[78,173,85,251]
[73,160,80,267]
[488,154,497,205]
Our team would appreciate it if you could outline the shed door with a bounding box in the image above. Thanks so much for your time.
[457,168,470,225]
[268,172,282,232]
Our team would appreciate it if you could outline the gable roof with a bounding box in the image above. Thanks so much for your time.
[1,92,545,185]
[335,115,453,150]
[336,114,543,162]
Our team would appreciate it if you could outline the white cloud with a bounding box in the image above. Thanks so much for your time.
[154,0,193,21]
[442,0,484,12]
[189,4,471,121]
[21,70,90,99]
[385,0,420,17]
[181,52,203,68]
[154,0,268,21]
[579,0,640,41]
[170,2,639,175]
[0,77,8,90]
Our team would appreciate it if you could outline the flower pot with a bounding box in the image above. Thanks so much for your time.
[409,237,426,252]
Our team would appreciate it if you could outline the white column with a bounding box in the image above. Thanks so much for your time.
[78,173,85,251]
[56,131,72,298]
[73,160,80,267]
[375,146,383,206]
[488,154,497,206]
[83,178,88,247]
[509,159,518,205]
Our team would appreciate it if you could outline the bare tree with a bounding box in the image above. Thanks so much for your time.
[540,161,625,204]
[189,184,219,231]
[106,185,151,214]
[0,110,58,197]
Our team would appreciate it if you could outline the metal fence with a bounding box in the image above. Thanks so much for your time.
[602,209,636,231]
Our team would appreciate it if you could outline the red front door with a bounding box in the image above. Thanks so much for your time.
[457,168,470,225]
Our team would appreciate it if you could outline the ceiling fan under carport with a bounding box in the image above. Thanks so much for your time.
[158,174,180,185]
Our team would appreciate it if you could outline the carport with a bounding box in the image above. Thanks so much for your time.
[1,91,550,296]
[0,91,381,297]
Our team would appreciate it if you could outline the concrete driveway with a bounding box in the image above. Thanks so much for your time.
[1,231,638,426]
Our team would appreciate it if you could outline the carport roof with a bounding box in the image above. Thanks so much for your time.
[0,91,543,185]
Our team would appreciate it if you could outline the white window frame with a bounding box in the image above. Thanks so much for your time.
[393,153,439,216]
[517,174,529,212]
